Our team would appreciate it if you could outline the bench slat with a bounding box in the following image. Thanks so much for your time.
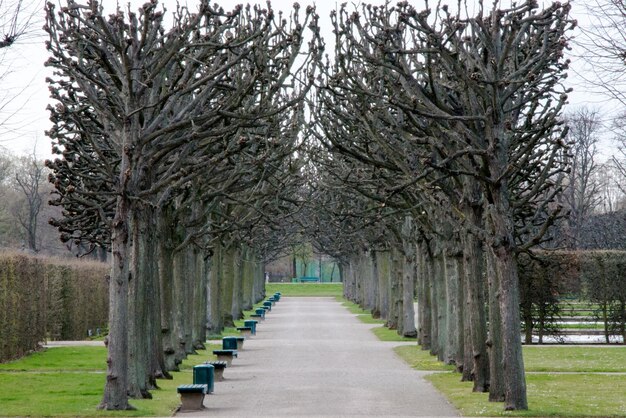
[177,384,208,394]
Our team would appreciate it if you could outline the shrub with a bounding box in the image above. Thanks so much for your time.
[0,251,108,362]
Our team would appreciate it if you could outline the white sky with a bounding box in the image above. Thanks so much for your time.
[0,0,618,160]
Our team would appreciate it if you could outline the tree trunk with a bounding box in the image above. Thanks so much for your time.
[486,245,505,402]
[207,239,223,334]
[387,247,403,331]
[463,232,489,391]
[487,200,528,410]
[157,207,178,372]
[377,251,391,321]
[127,207,152,399]
[416,243,432,351]
[432,250,446,361]
[242,246,254,310]
[99,166,133,410]
[231,245,244,322]
[401,255,417,338]
[444,249,463,370]
[192,248,207,350]
[220,245,235,328]
[370,250,381,318]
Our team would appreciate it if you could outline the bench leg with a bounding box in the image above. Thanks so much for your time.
[179,392,205,411]
[216,354,233,366]
[214,368,224,381]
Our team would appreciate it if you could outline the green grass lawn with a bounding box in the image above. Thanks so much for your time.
[396,344,626,416]
[523,345,626,372]
[0,344,220,417]
[428,372,626,417]
[265,283,343,297]
[341,299,415,341]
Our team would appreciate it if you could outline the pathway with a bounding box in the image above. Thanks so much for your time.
[179,297,459,417]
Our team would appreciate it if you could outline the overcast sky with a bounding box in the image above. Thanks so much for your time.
[0,0,616,160]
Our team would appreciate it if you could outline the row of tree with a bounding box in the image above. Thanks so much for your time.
[302,0,575,411]
[38,0,626,413]
[44,0,322,410]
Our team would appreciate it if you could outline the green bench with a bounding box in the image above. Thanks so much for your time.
[237,326,253,337]
[212,349,238,366]
[206,360,228,381]
[177,383,207,411]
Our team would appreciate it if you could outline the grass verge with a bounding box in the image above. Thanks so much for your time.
[0,344,220,416]
[265,283,343,297]
[397,344,626,416]
[428,372,626,417]
[341,299,415,341]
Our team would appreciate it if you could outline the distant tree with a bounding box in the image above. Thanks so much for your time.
[594,160,626,213]
[0,0,44,136]
[11,152,45,252]
[560,107,602,248]
[578,0,626,106]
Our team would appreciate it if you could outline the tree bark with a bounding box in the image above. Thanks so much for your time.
[377,251,391,321]
[127,207,152,399]
[99,142,133,410]
[157,206,178,372]
[463,232,490,391]
[486,245,505,402]
[206,239,223,335]
[416,243,432,351]
[401,221,417,338]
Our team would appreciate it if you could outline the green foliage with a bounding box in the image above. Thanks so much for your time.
[0,252,109,362]
[265,283,343,297]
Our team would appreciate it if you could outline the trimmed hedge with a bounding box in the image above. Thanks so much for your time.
[519,250,626,343]
[0,252,108,362]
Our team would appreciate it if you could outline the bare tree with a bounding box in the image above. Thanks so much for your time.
[577,0,626,106]
[320,0,574,410]
[12,151,45,252]
[560,107,602,248]
[45,0,321,409]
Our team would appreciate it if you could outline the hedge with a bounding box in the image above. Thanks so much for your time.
[0,252,108,362]
[519,250,626,343]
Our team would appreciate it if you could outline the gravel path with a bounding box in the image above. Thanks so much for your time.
[178,296,459,417]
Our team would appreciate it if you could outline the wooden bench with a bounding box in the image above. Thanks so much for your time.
[212,349,238,366]
[299,276,320,283]
[206,360,228,381]
[177,384,207,411]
